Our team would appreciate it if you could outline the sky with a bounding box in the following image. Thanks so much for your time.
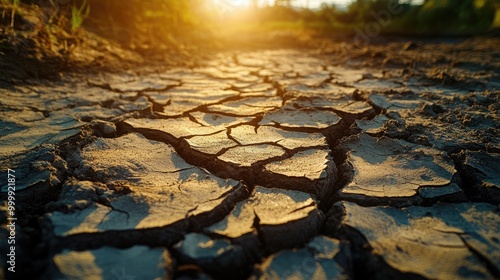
[294,0,351,8]
[222,0,351,9]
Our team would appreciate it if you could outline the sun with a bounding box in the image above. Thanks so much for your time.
[213,0,253,9]
[226,0,252,7]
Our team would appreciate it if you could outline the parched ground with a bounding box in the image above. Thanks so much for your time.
[0,37,499,279]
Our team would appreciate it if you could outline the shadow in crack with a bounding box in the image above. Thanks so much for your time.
[97,195,150,232]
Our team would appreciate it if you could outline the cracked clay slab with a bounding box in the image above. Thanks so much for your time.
[253,236,352,280]
[264,149,332,181]
[287,97,375,122]
[206,96,282,116]
[173,233,248,278]
[230,125,327,150]
[330,201,500,280]
[152,88,240,114]
[45,246,173,279]
[45,133,245,240]
[89,73,179,92]
[339,133,460,199]
[259,104,342,131]
[185,130,237,155]
[124,117,222,139]
[205,186,323,253]
[261,149,337,200]
[217,144,286,167]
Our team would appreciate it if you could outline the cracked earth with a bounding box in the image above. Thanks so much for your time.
[1,40,500,279]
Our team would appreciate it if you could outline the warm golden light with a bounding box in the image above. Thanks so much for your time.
[226,0,253,6]
[213,0,253,9]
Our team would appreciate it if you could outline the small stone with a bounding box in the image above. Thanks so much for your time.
[99,121,117,137]
[402,41,419,51]
[44,134,246,247]
[91,120,117,138]
[66,150,82,169]
[206,97,282,116]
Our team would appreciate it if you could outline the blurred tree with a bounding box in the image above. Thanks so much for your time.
[417,0,496,33]
[318,3,341,24]
[333,0,496,34]
[275,0,293,7]
[83,0,207,47]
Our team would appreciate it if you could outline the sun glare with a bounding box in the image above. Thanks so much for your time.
[229,0,252,7]
[214,0,252,9]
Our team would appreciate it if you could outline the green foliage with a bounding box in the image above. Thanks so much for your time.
[71,0,90,33]
[206,0,497,37]
[340,0,497,35]
[85,0,207,47]
[1,0,85,57]
[413,0,497,34]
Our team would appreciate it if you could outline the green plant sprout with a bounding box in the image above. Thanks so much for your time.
[71,0,90,33]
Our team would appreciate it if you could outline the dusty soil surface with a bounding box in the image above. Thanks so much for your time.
[0,37,499,279]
